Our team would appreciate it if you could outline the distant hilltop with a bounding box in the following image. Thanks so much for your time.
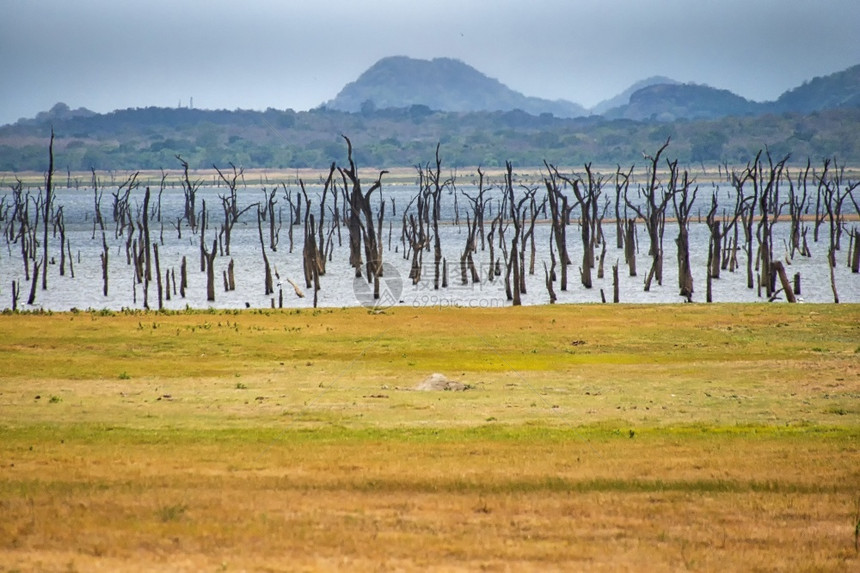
[323,56,860,121]
[322,56,588,118]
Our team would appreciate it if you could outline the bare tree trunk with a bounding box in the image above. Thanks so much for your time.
[625,219,637,276]
[612,261,620,303]
[56,207,66,276]
[851,229,860,273]
[142,187,152,309]
[27,258,40,305]
[257,208,274,296]
[771,261,797,303]
[203,238,217,302]
[100,233,109,296]
[180,256,187,298]
[153,242,163,309]
[42,129,54,291]
[543,261,556,304]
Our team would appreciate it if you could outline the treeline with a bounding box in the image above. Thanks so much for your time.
[1,105,860,172]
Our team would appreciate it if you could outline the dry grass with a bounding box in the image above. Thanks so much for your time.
[0,304,859,571]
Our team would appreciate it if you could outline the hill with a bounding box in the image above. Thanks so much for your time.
[604,83,761,121]
[769,63,860,114]
[589,76,679,115]
[323,56,588,118]
[2,62,860,171]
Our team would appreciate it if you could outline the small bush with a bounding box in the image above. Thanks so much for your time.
[157,503,188,522]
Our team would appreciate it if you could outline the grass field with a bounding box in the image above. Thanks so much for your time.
[1,304,859,571]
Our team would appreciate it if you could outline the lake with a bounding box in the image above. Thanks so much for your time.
[2,181,858,311]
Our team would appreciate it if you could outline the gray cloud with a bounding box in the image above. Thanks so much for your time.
[1,0,858,125]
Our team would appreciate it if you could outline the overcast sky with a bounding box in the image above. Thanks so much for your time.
[2,0,859,125]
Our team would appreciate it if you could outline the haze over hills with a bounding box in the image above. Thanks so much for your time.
[604,83,760,122]
[322,56,860,122]
[589,76,680,115]
[323,56,588,118]
[769,63,860,114]
[2,59,860,171]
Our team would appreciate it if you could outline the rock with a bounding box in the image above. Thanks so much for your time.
[415,373,467,392]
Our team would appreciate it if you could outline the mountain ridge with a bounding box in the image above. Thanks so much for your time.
[323,56,587,118]
[322,56,860,122]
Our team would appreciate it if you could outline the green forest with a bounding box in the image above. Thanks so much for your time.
[1,104,859,173]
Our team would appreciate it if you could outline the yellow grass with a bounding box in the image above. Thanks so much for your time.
[1,304,859,571]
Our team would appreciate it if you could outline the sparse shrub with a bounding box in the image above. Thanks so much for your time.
[157,503,188,522]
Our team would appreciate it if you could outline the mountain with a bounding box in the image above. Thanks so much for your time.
[603,83,761,121]
[589,76,679,115]
[600,64,860,121]
[769,63,860,114]
[323,56,588,118]
[4,61,860,171]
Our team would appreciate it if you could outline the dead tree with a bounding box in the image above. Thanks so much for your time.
[718,181,749,274]
[111,172,138,239]
[543,162,571,291]
[202,236,217,302]
[459,170,488,285]
[615,164,633,250]
[521,192,546,283]
[141,187,153,308]
[316,163,337,275]
[755,151,789,299]
[624,218,637,276]
[11,280,20,311]
[153,243,164,310]
[180,256,187,298]
[55,206,66,277]
[733,158,759,289]
[341,141,364,279]
[848,187,860,273]
[26,258,40,305]
[25,191,43,304]
[41,129,54,291]
[421,143,452,290]
[461,167,489,252]
[401,172,433,287]
[256,206,274,296]
[554,163,604,289]
[817,158,860,302]
[625,138,674,291]
[787,159,812,259]
[340,135,388,299]
[503,162,534,306]
[705,194,719,303]
[214,162,253,256]
[260,186,280,252]
[543,260,557,304]
[299,181,323,293]
[176,155,200,232]
[281,183,297,253]
[670,163,697,300]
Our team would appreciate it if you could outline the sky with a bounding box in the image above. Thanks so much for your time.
[2,0,859,125]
